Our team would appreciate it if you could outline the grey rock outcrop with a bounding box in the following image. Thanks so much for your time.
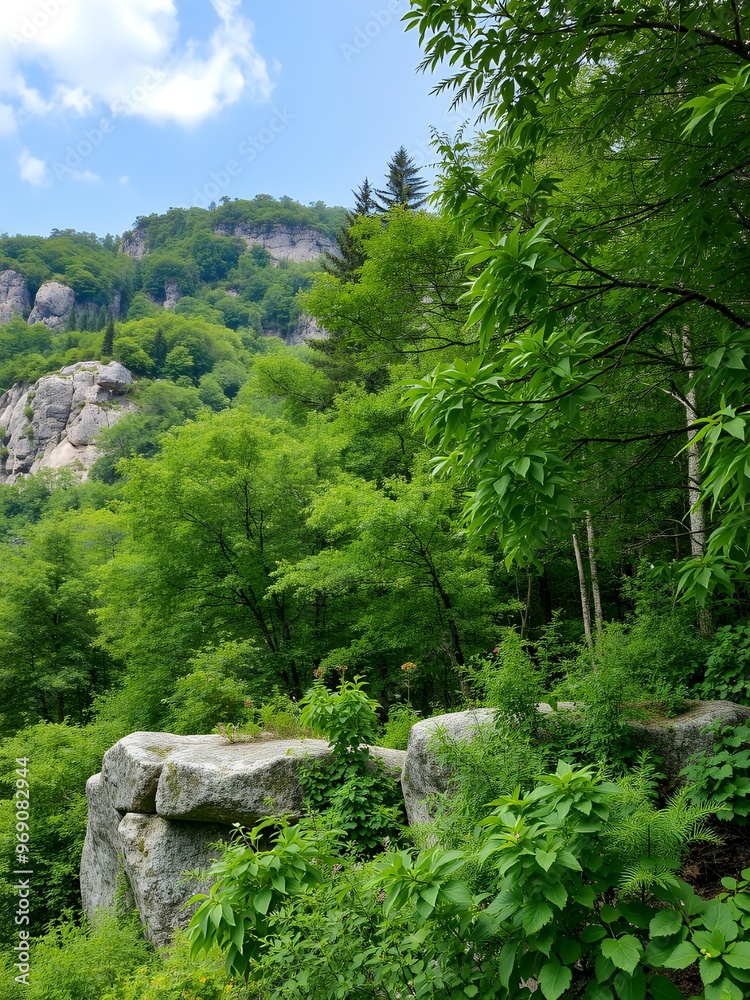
[119,229,148,259]
[155,739,333,824]
[0,270,31,323]
[0,361,137,483]
[288,313,328,347]
[119,814,226,949]
[629,700,750,778]
[80,774,133,916]
[401,701,750,825]
[82,731,406,946]
[27,281,75,332]
[402,709,496,825]
[214,224,336,263]
[163,279,182,310]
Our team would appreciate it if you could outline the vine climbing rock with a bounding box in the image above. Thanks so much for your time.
[81,731,406,947]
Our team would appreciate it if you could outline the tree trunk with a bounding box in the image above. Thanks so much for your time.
[586,511,603,636]
[573,532,593,652]
[682,330,713,637]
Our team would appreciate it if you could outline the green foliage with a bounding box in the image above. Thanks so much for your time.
[298,677,405,851]
[187,820,329,977]
[299,676,379,754]
[379,703,420,750]
[191,758,750,1000]
[0,912,153,1000]
[700,624,750,704]
[0,720,126,940]
[427,718,547,841]
[402,0,750,603]
[468,628,545,733]
[683,720,750,824]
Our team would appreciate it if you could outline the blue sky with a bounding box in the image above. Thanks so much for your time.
[0,1,460,239]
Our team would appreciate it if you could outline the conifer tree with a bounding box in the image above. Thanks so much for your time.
[324,178,377,283]
[102,316,115,356]
[375,147,429,211]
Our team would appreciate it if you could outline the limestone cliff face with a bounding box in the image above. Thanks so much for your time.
[118,229,148,259]
[0,270,32,323]
[215,223,336,262]
[0,361,137,483]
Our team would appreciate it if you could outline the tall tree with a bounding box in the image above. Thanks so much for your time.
[324,178,378,283]
[102,316,115,356]
[375,147,429,211]
[404,0,750,607]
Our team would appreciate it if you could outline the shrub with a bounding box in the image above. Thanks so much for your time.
[699,623,750,704]
[683,719,750,824]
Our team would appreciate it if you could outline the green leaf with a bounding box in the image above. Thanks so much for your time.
[725,940,750,969]
[601,935,643,975]
[253,889,273,915]
[521,900,554,934]
[538,959,572,1000]
[660,940,700,969]
[648,974,685,1000]
[535,848,558,871]
[614,969,646,1000]
[649,909,683,937]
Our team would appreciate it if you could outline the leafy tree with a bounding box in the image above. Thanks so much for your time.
[375,146,429,211]
[402,0,750,607]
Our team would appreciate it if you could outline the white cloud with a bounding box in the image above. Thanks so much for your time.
[0,103,16,135]
[119,175,130,185]
[0,0,272,128]
[18,149,47,186]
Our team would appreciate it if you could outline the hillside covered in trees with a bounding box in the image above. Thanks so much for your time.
[1,3,750,996]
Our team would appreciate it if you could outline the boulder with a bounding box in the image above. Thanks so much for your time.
[27,282,75,332]
[0,270,31,323]
[629,700,750,778]
[79,773,132,917]
[155,738,333,824]
[402,709,496,825]
[118,813,226,949]
[401,701,750,825]
[101,732,223,814]
[96,362,133,393]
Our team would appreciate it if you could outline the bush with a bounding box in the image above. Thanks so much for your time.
[683,719,750,824]
[699,622,750,704]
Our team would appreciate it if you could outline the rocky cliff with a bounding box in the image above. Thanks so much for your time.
[0,361,137,483]
[216,224,336,262]
[80,732,406,947]
[0,270,32,323]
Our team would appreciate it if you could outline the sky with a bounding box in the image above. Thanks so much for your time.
[0,0,461,239]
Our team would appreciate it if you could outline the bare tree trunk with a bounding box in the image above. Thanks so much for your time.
[682,330,713,637]
[573,532,593,651]
[586,512,603,637]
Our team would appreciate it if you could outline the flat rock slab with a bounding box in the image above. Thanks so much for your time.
[155,738,333,824]
[102,732,224,813]
[119,813,226,950]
